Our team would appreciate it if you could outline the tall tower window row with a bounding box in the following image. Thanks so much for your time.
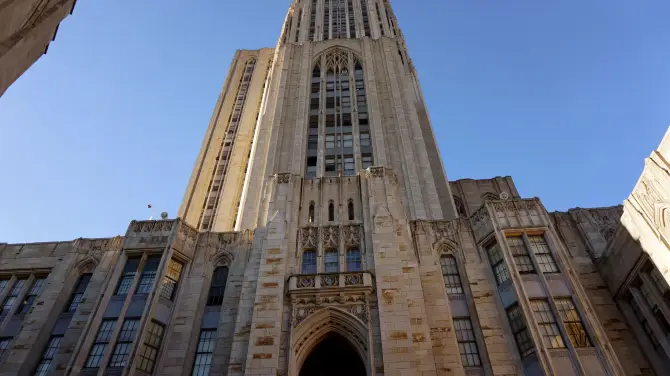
[292,0,382,43]
[305,48,373,178]
[198,58,257,230]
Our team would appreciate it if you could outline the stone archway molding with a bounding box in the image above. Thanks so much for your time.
[291,307,369,376]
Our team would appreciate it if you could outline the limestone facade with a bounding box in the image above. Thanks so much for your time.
[0,0,77,97]
[0,1,661,376]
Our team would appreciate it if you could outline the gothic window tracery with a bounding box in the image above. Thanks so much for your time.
[348,200,355,220]
[454,196,466,217]
[305,48,373,178]
[328,201,335,221]
[308,202,315,223]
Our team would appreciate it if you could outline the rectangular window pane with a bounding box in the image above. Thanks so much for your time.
[192,330,216,376]
[346,249,361,271]
[486,243,510,285]
[324,250,339,273]
[160,259,184,301]
[530,299,565,348]
[440,256,463,294]
[527,236,559,273]
[116,258,140,296]
[555,298,591,347]
[302,251,317,274]
[85,319,116,368]
[0,279,9,294]
[34,335,62,376]
[507,237,535,274]
[453,318,481,367]
[109,319,140,367]
[207,267,229,306]
[137,321,165,374]
[0,337,11,360]
[506,304,534,357]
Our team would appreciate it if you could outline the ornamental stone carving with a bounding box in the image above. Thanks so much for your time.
[343,225,361,246]
[321,226,339,248]
[322,274,338,287]
[296,276,315,288]
[344,273,363,286]
[367,166,385,178]
[300,227,319,249]
[276,173,291,184]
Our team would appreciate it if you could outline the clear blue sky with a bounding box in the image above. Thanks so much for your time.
[1,0,668,243]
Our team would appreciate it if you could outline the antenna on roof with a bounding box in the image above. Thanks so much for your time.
[148,204,154,220]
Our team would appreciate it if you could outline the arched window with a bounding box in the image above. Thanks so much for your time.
[348,200,355,220]
[308,202,315,223]
[302,250,317,274]
[346,248,361,271]
[440,255,463,294]
[324,249,339,273]
[66,273,92,313]
[207,266,229,306]
[454,196,467,217]
[306,48,373,178]
[328,201,335,221]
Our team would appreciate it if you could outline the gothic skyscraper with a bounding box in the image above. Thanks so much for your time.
[0,2,666,376]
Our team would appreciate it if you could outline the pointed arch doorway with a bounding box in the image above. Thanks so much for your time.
[290,307,371,376]
[299,333,367,376]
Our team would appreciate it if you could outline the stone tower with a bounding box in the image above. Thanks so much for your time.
[0,1,661,376]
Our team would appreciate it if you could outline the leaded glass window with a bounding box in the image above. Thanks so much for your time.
[440,256,463,295]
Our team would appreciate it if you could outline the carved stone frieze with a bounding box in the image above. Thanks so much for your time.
[343,225,361,246]
[276,173,291,184]
[367,166,385,178]
[296,276,315,288]
[300,227,319,249]
[344,273,363,286]
[321,226,339,248]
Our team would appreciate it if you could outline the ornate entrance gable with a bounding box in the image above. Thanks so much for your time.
[291,307,370,375]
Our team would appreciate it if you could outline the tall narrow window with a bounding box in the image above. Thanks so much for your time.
[309,0,317,40]
[640,281,670,335]
[453,318,481,367]
[323,0,330,39]
[85,319,116,368]
[347,0,356,38]
[116,257,140,296]
[109,319,140,368]
[527,235,559,273]
[67,274,92,313]
[453,196,467,217]
[160,259,184,300]
[554,298,591,347]
[0,278,26,318]
[137,321,165,374]
[346,248,361,271]
[530,299,565,348]
[360,0,371,36]
[0,337,11,360]
[328,201,335,221]
[136,256,161,294]
[302,250,317,274]
[630,297,662,351]
[486,243,510,285]
[207,266,229,306]
[507,237,535,274]
[192,329,216,376]
[283,15,292,43]
[362,154,373,169]
[440,256,463,294]
[16,277,45,314]
[0,279,9,294]
[348,200,355,220]
[34,335,63,376]
[308,202,315,223]
[506,304,534,357]
[295,9,302,43]
[324,249,339,273]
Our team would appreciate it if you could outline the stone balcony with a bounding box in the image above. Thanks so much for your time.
[470,198,548,241]
[287,271,374,296]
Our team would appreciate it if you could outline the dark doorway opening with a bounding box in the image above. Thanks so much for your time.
[299,333,366,376]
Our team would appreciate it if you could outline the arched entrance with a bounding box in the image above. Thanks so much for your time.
[299,333,367,376]
[290,307,370,376]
